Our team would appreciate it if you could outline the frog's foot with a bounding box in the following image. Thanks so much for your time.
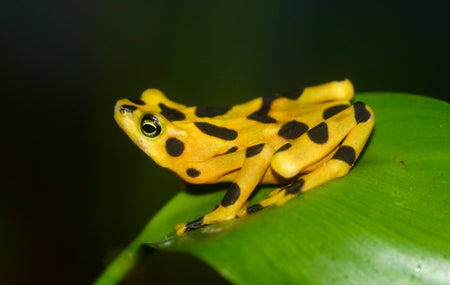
[237,180,305,217]
[175,206,240,235]
[175,217,205,236]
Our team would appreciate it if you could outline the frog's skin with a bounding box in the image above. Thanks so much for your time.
[114,79,375,235]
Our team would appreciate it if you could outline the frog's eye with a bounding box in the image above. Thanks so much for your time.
[141,114,162,138]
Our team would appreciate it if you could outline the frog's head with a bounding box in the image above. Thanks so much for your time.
[114,89,188,168]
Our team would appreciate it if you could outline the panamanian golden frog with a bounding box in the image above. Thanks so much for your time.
[114,79,374,235]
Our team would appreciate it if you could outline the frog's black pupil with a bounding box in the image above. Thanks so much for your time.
[141,115,161,137]
[143,123,156,133]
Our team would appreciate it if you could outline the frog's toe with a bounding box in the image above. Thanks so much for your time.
[238,202,265,217]
[175,223,187,236]
[175,216,205,236]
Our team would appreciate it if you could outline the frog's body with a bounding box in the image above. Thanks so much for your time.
[114,79,374,235]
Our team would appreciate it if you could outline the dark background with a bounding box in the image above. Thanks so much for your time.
[1,1,448,284]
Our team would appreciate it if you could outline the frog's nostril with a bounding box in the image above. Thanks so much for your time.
[119,104,138,114]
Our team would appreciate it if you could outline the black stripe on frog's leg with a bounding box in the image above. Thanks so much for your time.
[129,98,146,105]
[186,168,201,178]
[307,122,329,144]
[323,104,350,119]
[225,146,238,154]
[276,143,292,153]
[354,102,371,123]
[184,217,205,232]
[246,203,264,214]
[284,179,305,196]
[247,96,277,124]
[221,183,241,207]
[195,122,238,140]
[278,120,309,139]
[159,103,186,121]
[119,104,138,114]
[245,143,265,158]
[195,106,231,118]
[165,138,185,157]
[332,145,356,166]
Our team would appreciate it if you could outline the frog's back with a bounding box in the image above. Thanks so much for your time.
[210,79,354,120]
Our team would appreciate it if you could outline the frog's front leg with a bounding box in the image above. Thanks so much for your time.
[176,143,275,235]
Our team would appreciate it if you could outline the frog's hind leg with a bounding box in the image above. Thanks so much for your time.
[237,155,350,217]
[237,179,305,216]
[238,103,375,217]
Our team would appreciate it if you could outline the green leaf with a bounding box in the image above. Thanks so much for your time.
[95,93,450,284]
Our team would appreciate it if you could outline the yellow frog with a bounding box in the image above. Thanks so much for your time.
[114,79,374,235]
